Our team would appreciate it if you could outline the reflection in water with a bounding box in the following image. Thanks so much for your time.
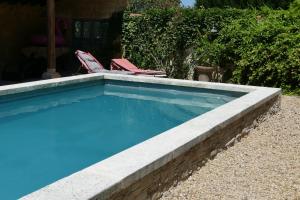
[0,81,241,200]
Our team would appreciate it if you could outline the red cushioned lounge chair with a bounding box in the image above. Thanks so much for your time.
[75,50,105,73]
[75,50,134,75]
[111,59,166,77]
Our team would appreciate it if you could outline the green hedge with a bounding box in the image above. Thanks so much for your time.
[128,0,180,13]
[195,0,293,9]
[122,8,249,78]
[217,8,300,93]
[290,0,300,15]
[122,6,300,94]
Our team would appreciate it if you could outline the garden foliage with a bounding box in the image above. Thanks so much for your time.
[217,8,300,93]
[122,3,300,94]
[195,0,293,9]
[128,0,180,13]
[290,0,300,15]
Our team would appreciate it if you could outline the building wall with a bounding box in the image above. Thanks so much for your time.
[56,0,128,68]
[56,0,127,19]
[0,0,127,79]
[0,3,45,77]
[56,0,127,44]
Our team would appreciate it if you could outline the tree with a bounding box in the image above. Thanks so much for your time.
[195,0,293,9]
[128,0,180,12]
[290,0,300,15]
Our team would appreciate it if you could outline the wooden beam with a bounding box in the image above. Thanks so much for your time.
[43,0,60,78]
[47,0,56,70]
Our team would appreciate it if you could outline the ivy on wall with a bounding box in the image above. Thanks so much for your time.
[122,4,300,94]
[122,8,251,79]
[128,0,180,13]
[195,0,294,9]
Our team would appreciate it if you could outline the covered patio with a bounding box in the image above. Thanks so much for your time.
[0,0,127,84]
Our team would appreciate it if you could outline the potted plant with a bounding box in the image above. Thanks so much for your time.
[194,36,225,82]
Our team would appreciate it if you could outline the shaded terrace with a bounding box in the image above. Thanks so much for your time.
[0,0,127,85]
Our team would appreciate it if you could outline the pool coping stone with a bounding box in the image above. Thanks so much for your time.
[0,73,280,200]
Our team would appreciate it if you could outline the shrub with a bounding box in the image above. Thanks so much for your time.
[128,0,180,13]
[122,8,249,78]
[216,8,300,93]
[122,7,300,94]
[195,0,293,9]
[290,0,300,15]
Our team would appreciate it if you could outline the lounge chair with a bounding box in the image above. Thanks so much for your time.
[75,50,105,73]
[75,50,133,75]
[111,59,166,77]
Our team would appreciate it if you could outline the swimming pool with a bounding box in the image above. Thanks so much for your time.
[0,74,280,200]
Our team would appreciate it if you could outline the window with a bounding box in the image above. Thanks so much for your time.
[72,19,111,68]
[73,19,109,43]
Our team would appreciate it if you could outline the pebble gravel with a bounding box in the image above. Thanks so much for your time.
[161,96,300,200]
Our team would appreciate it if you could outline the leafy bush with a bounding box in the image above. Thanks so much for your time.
[195,0,293,9]
[128,0,180,13]
[217,8,300,93]
[122,8,248,78]
[122,6,300,94]
[290,0,300,15]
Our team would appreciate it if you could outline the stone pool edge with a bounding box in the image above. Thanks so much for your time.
[0,74,105,97]
[5,73,280,200]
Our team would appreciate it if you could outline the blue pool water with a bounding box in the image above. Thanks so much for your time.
[0,80,244,199]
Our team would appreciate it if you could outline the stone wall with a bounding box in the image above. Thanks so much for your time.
[107,95,281,200]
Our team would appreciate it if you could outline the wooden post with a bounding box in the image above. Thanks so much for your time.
[43,0,60,79]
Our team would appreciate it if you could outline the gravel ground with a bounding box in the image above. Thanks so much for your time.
[161,96,300,200]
